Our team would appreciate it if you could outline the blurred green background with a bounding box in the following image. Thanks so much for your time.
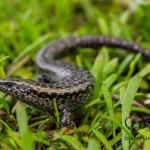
[1,0,150,78]
[1,0,150,61]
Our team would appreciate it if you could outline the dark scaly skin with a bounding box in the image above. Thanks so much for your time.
[0,35,150,127]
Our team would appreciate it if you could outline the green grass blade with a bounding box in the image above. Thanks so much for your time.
[93,129,113,150]
[127,54,141,78]
[138,128,150,150]
[13,33,51,64]
[60,135,85,150]
[121,74,142,150]
[102,58,118,79]
[103,73,118,88]
[16,102,33,150]
[102,84,115,136]
[54,99,60,129]
[139,63,150,77]
[16,103,28,135]
[117,54,134,76]
[87,137,100,150]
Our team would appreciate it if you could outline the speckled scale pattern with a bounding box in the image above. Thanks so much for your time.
[0,35,150,127]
